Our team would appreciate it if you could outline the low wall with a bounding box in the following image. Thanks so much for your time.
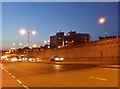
[31,37,119,63]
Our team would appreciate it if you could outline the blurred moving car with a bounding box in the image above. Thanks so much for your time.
[10,57,18,62]
[36,57,42,62]
[1,56,9,62]
[22,57,42,62]
[50,55,64,62]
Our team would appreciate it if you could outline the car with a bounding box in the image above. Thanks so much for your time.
[10,57,18,62]
[25,57,41,62]
[1,56,9,62]
[36,57,42,62]
[50,55,64,62]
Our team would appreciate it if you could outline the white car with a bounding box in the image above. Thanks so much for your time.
[50,55,64,62]
[10,57,18,62]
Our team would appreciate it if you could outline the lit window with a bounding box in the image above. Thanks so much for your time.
[72,40,74,42]
[59,38,61,40]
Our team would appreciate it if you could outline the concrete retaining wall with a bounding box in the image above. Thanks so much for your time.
[31,37,119,63]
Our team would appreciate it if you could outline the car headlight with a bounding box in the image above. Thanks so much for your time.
[55,58,59,61]
[11,58,17,61]
[29,58,32,61]
[60,58,64,60]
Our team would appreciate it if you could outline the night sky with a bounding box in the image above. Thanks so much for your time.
[2,2,118,49]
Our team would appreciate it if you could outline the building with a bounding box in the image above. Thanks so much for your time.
[50,31,90,49]
[50,31,65,49]
[64,31,90,46]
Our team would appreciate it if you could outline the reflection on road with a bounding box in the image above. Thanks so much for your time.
[54,65,61,70]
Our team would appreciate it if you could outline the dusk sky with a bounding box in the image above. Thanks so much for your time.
[2,2,118,49]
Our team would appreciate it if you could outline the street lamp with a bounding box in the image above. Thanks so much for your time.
[33,44,37,48]
[98,17,109,61]
[32,31,36,35]
[20,29,36,47]
[99,17,106,24]
[12,42,23,49]
[12,43,15,45]
[98,17,108,37]
[19,43,22,46]
[20,29,26,35]
[20,29,36,60]
[44,41,47,44]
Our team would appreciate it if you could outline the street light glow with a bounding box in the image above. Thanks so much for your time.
[19,43,22,46]
[32,30,36,35]
[99,17,106,24]
[12,43,15,45]
[98,17,108,36]
[48,40,50,43]
[33,44,37,48]
[20,29,26,35]
[44,41,47,44]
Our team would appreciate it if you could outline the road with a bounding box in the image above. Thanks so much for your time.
[1,62,119,88]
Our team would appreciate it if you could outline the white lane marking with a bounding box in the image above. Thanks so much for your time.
[11,75,16,78]
[8,73,12,75]
[22,84,28,88]
[16,79,23,84]
[90,76,107,81]
[1,66,3,69]
[1,66,29,89]
[4,69,7,72]
[6,70,9,73]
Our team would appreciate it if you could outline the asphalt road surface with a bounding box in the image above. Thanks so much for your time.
[1,62,119,88]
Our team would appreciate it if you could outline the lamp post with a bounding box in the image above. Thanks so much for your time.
[20,29,36,48]
[98,17,108,61]
[20,29,36,60]
[12,43,22,49]
[98,17,108,37]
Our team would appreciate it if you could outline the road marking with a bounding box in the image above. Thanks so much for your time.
[8,73,12,75]
[11,75,16,78]
[1,65,30,89]
[16,79,23,84]
[90,76,107,81]
[4,69,7,72]
[6,70,9,73]
[22,84,30,89]
[1,67,3,69]
[22,84,27,87]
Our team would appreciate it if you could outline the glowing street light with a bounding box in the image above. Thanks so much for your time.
[20,29,26,35]
[12,43,23,49]
[19,43,22,46]
[33,44,37,48]
[44,41,47,44]
[98,17,108,37]
[20,29,36,47]
[48,40,50,43]
[32,30,36,35]
[12,43,16,46]
[20,29,36,60]
[99,17,106,24]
